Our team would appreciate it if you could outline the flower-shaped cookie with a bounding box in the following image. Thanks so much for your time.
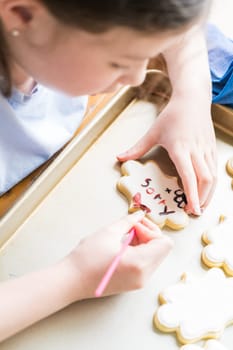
[181,340,228,350]
[117,160,189,230]
[226,157,233,189]
[202,217,233,276]
[154,268,233,344]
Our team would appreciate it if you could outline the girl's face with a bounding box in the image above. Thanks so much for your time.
[1,1,185,96]
[20,28,181,95]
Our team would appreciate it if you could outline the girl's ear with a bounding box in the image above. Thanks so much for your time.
[0,0,37,33]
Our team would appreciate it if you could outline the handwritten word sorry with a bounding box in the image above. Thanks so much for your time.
[134,177,187,216]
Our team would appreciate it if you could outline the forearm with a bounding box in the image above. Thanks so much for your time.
[0,257,78,342]
[163,26,212,103]
[0,210,173,343]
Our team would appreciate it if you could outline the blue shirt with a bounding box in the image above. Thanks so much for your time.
[0,84,88,194]
[206,23,233,107]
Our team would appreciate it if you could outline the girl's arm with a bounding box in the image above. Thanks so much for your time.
[118,27,216,215]
[0,258,78,341]
[0,211,172,342]
[161,26,216,214]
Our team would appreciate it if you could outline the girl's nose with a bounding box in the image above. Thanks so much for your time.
[119,68,147,87]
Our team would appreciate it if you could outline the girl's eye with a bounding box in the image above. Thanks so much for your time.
[109,62,128,69]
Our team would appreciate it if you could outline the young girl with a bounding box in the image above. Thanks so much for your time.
[0,0,215,341]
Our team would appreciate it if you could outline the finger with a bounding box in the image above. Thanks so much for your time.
[141,217,162,232]
[201,178,217,210]
[191,152,213,209]
[201,151,217,209]
[133,235,173,257]
[110,210,145,235]
[117,124,158,161]
[105,236,172,294]
[131,217,162,245]
[205,147,218,178]
[133,221,162,244]
[169,147,201,216]
[125,235,173,273]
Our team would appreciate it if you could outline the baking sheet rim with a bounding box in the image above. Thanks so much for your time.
[0,85,137,247]
[1,68,232,247]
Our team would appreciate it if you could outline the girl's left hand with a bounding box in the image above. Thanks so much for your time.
[117,94,217,216]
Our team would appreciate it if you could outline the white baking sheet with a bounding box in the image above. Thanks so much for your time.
[0,97,232,350]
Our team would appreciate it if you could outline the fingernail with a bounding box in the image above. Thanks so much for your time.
[117,152,126,159]
[186,205,202,216]
[194,206,202,216]
[185,206,192,215]
[185,206,191,214]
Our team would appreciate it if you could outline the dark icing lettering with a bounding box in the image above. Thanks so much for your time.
[159,205,175,216]
[132,192,151,213]
[154,194,162,200]
[173,189,187,208]
[165,188,172,194]
[158,199,166,205]
[141,178,152,187]
[146,187,155,195]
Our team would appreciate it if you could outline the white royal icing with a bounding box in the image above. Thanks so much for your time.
[155,268,233,343]
[181,340,228,350]
[117,160,189,229]
[202,217,233,275]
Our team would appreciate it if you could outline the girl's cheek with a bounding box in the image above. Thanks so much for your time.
[95,73,120,88]
[101,83,123,93]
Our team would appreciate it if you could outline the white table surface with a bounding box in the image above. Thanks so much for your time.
[1,1,233,349]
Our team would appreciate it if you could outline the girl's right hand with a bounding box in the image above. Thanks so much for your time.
[67,211,173,300]
[0,211,173,341]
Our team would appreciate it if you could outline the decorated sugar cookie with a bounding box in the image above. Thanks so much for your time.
[226,157,233,177]
[117,160,189,230]
[153,268,233,344]
[226,157,233,189]
[181,340,228,350]
[202,216,233,276]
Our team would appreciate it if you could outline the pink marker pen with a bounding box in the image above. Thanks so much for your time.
[95,227,136,298]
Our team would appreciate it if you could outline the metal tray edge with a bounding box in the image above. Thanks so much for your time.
[0,86,136,246]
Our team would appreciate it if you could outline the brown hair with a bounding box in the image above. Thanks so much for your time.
[0,21,12,96]
[41,0,210,32]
